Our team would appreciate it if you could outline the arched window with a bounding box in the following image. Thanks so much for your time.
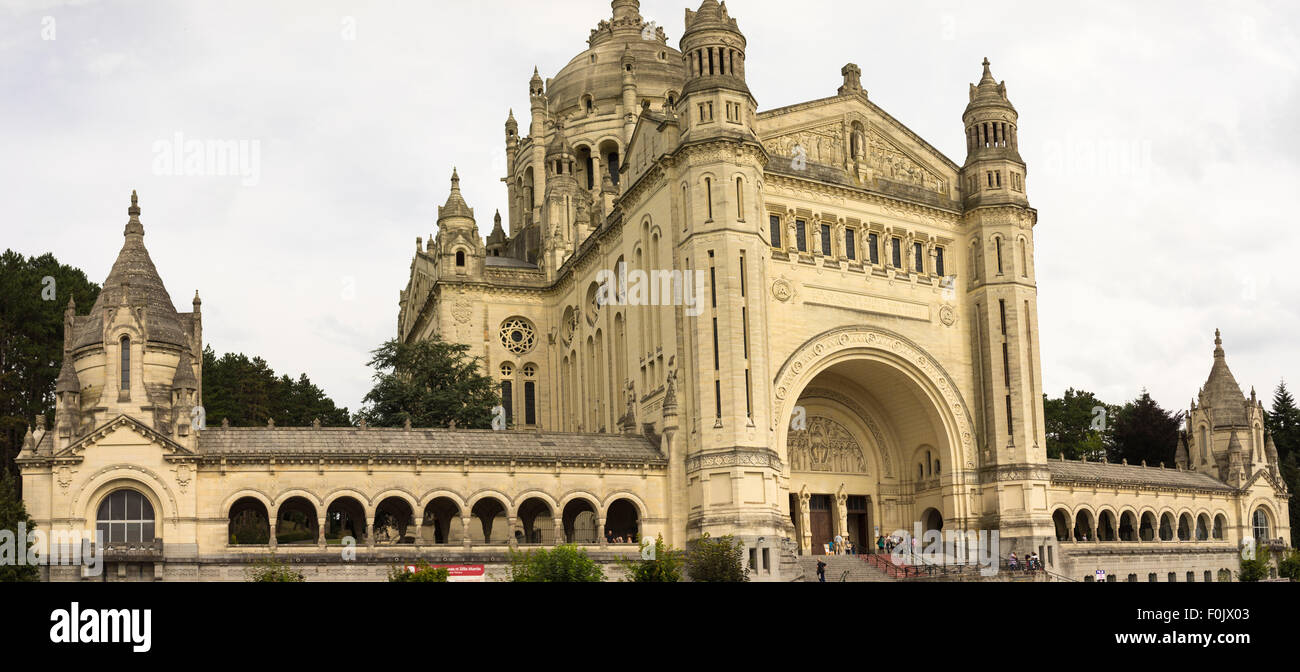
[456,250,466,267]
[735,177,744,220]
[704,177,713,220]
[1252,509,1270,541]
[96,489,155,545]
[119,336,130,391]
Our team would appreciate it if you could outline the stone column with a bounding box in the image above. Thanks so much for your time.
[317,518,327,548]
[365,517,375,549]
[597,515,607,548]
[553,516,565,545]
[507,515,519,548]
[268,520,277,550]
[462,515,473,550]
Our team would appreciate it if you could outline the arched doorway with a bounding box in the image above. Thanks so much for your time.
[228,497,270,545]
[776,328,973,556]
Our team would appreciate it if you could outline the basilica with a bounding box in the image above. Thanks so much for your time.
[18,0,1290,582]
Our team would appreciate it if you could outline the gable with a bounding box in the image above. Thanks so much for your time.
[55,414,193,460]
[622,112,678,191]
[755,95,958,200]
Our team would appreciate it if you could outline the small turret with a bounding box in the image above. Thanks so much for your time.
[486,210,507,257]
[434,169,484,278]
[1175,432,1189,470]
[1226,429,1246,487]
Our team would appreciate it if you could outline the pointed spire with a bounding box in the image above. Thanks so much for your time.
[1214,328,1224,358]
[1265,432,1279,465]
[966,57,1014,112]
[1175,433,1189,469]
[124,189,144,239]
[438,167,474,223]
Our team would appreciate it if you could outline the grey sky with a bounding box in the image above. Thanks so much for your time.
[2,0,1297,417]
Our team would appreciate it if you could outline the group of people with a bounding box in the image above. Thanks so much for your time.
[1007,551,1041,572]
[605,530,637,544]
[825,534,859,555]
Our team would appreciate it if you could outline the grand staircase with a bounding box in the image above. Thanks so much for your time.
[796,554,896,582]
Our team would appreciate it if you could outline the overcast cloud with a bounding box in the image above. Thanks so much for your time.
[2,0,1297,416]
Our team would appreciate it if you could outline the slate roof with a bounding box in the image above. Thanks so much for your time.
[485,256,538,269]
[197,427,665,464]
[1047,459,1235,492]
[1198,330,1249,427]
[72,192,189,349]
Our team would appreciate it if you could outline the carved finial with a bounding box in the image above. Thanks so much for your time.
[222,418,230,428]
[192,290,202,309]
[312,417,321,429]
[125,190,144,238]
[448,419,457,430]
[403,416,412,431]
[267,417,275,428]
[359,418,368,429]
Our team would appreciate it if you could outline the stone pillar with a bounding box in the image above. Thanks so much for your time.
[365,517,375,549]
[268,520,277,550]
[798,491,812,554]
[413,520,424,546]
[462,516,473,549]
[597,515,607,548]
[317,518,327,548]
[507,515,518,548]
[553,516,565,545]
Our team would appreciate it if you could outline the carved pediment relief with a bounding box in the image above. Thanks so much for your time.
[762,114,947,195]
[788,416,867,474]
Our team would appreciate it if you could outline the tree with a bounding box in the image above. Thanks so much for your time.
[357,337,498,429]
[0,468,39,582]
[389,562,450,582]
[1043,389,1113,460]
[201,346,351,428]
[685,533,750,582]
[1266,381,1300,464]
[1108,390,1184,466]
[507,544,605,582]
[0,250,100,485]
[618,534,684,582]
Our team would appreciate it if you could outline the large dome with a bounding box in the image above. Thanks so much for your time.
[545,1,686,118]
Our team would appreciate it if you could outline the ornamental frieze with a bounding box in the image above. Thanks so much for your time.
[685,447,783,474]
[788,416,866,474]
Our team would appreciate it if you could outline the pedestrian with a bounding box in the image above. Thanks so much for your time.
[817,559,827,582]
[834,533,844,555]
[877,535,885,555]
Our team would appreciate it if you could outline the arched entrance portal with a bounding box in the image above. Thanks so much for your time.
[777,328,973,557]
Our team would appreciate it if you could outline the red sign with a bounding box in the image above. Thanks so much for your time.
[404,564,486,582]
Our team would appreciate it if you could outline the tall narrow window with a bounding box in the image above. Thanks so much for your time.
[914,243,925,274]
[705,178,713,220]
[1005,395,1014,435]
[935,247,946,277]
[119,336,130,391]
[820,224,832,257]
[891,237,902,269]
[995,238,1004,274]
[844,229,856,261]
[1019,239,1028,277]
[769,215,782,249]
[735,177,744,219]
[868,233,879,265]
[999,299,1007,335]
[524,381,536,425]
[456,250,466,267]
[795,220,807,253]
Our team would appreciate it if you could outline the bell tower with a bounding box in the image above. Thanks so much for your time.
[671,1,779,550]
[960,59,1052,554]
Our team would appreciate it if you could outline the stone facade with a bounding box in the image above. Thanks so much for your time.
[19,0,1291,582]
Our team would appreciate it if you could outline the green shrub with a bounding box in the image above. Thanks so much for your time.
[389,562,450,582]
[685,533,750,582]
[1237,547,1271,582]
[618,534,683,582]
[247,556,304,582]
[508,544,605,582]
